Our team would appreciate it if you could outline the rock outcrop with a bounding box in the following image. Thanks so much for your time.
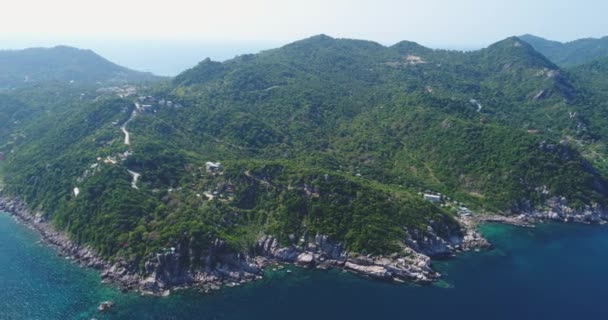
[253,234,439,282]
[97,301,113,312]
[511,196,608,224]
[0,195,489,295]
[404,217,491,257]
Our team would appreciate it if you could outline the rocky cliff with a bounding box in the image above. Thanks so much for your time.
[512,196,608,224]
[0,195,489,295]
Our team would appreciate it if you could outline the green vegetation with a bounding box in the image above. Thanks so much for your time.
[1,35,608,267]
[520,34,608,67]
[0,46,161,88]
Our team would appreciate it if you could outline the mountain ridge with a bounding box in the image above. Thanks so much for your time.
[520,34,608,67]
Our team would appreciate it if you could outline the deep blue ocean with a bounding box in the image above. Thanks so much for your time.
[2,211,608,320]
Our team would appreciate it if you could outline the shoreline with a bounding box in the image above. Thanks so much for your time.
[0,196,250,296]
[0,195,531,297]
[7,193,606,297]
[0,197,442,295]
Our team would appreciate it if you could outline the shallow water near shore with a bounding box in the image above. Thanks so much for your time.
[2,212,608,319]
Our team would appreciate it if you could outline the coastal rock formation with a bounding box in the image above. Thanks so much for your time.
[253,234,439,282]
[136,238,262,293]
[404,217,491,257]
[97,301,113,312]
[0,196,110,272]
[512,197,608,224]
[5,190,608,296]
[0,195,487,295]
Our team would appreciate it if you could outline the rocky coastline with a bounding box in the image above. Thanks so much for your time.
[15,193,608,296]
[0,197,116,277]
[0,195,506,297]
[517,197,608,224]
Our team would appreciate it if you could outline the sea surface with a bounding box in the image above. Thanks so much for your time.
[2,211,608,320]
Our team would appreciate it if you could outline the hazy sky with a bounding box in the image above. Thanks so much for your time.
[2,0,607,75]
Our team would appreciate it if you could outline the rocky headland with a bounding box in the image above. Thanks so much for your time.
[7,194,576,297]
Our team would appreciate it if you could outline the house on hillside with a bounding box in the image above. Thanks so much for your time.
[206,161,223,173]
[423,193,442,203]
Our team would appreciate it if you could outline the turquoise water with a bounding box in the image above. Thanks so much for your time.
[2,212,608,319]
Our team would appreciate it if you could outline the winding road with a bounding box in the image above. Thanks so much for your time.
[122,103,142,189]
[127,170,141,189]
[121,109,137,146]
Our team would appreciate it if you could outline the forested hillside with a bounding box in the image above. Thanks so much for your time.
[1,35,608,277]
[520,34,608,67]
[0,46,160,88]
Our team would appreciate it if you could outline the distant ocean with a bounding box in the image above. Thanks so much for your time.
[2,211,608,320]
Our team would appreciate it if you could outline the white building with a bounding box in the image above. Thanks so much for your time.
[423,194,442,203]
[205,161,223,173]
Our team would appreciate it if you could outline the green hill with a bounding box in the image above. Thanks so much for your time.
[0,46,161,88]
[520,34,608,67]
[1,35,608,288]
